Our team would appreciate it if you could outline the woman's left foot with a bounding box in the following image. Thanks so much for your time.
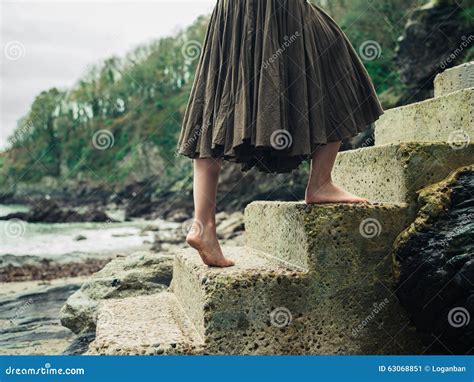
[186,221,235,268]
[305,181,370,204]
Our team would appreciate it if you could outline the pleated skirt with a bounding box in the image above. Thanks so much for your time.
[177,0,384,173]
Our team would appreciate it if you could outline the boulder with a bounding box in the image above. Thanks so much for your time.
[392,165,474,354]
[395,0,473,102]
[0,200,116,223]
[59,251,173,335]
[216,211,244,239]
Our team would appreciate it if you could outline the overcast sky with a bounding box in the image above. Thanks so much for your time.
[0,0,215,150]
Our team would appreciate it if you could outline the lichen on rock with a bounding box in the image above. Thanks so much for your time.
[392,165,474,354]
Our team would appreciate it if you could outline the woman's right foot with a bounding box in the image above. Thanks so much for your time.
[305,180,370,204]
[186,221,235,268]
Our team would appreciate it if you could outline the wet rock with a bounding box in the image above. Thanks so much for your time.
[74,235,87,241]
[0,280,83,355]
[59,251,173,334]
[124,182,154,220]
[395,0,473,102]
[393,165,474,354]
[0,200,117,223]
[62,331,96,355]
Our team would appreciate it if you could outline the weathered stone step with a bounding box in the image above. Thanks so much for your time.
[434,61,474,97]
[171,246,309,354]
[244,202,423,354]
[245,201,411,270]
[374,88,473,146]
[333,142,474,205]
[88,292,204,355]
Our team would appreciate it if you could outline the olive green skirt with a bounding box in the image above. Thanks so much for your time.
[177,0,384,173]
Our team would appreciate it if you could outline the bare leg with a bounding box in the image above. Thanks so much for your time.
[305,142,369,204]
[186,158,235,267]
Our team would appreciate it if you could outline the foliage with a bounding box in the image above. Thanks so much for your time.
[0,1,467,190]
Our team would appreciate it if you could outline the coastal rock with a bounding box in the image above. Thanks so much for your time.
[216,211,244,239]
[0,279,84,355]
[62,331,96,355]
[59,251,173,334]
[0,255,111,283]
[0,200,116,224]
[392,165,474,354]
[395,0,473,102]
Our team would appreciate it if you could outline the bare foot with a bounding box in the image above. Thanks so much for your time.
[186,222,235,267]
[305,181,370,204]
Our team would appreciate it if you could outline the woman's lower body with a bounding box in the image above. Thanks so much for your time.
[177,0,384,267]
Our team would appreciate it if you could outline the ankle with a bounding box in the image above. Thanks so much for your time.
[307,176,333,192]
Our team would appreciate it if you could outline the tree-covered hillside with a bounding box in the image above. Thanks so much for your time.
[1,0,472,195]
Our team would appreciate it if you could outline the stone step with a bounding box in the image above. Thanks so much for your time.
[87,292,204,355]
[171,246,309,354]
[434,61,474,97]
[244,202,424,354]
[171,213,423,354]
[374,88,473,146]
[333,142,474,205]
[244,201,411,270]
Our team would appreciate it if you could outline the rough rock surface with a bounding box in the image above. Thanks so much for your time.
[434,61,474,97]
[393,165,474,354]
[374,88,473,146]
[395,0,473,102]
[59,251,173,335]
[88,293,204,355]
[333,142,474,206]
[0,280,83,355]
